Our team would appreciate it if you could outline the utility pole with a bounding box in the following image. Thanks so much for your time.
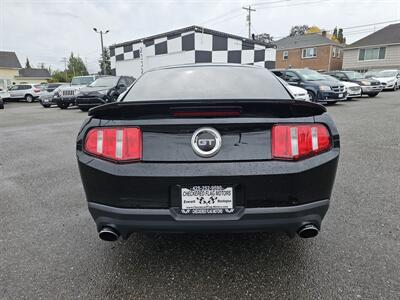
[61,57,67,82]
[242,5,256,39]
[93,28,109,75]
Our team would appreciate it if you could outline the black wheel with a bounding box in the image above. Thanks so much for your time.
[347,97,352,101]
[25,94,34,103]
[325,101,337,106]
[0,101,4,109]
[42,105,51,108]
[368,93,378,97]
[79,106,89,112]
[393,84,397,91]
[307,90,316,102]
[58,103,69,109]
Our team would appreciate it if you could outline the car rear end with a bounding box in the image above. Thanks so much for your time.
[76,65,340,241]
[31,84,42,99]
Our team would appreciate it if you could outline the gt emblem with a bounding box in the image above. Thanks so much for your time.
[191,127,222,158]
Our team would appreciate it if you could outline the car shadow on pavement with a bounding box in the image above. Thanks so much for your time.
[89,233,318,298]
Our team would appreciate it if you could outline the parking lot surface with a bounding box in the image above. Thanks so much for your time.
[1,94,399,299]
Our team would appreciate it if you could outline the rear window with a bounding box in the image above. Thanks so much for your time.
[123,65,291,101]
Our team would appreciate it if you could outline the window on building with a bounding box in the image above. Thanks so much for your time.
[283,51,288,60]
[332,47,336,57]
[358,47,386,61]
[337,48,341,58]
[302,48,317,58]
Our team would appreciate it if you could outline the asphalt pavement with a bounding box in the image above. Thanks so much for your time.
[0,94,399,299]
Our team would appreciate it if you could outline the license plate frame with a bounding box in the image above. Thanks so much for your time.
[180,185,235,215]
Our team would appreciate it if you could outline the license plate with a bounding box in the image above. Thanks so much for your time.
[181,185,234,214]
[338,93,343,98]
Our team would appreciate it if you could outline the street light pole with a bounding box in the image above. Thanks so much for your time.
[93,28,110,75]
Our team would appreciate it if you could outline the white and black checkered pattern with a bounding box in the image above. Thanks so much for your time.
[110,26,276,77]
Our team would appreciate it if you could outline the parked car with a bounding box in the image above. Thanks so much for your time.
[39,83,67,108]
[271,69,346,104]
[6,84,42,102]
[55,75,103,109]
[325,71,382,97]
[276,76,310,101]
[76,76,135,111]
[0,88,10,109]
[321,74,361,100]
[364,70,379,79]
[76,64,340,241]
[372,69,400,91]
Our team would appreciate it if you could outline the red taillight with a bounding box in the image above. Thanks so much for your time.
[272,124,331,160]
[84,127,142,162]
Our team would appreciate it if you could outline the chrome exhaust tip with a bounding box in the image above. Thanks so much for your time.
[297,224,319,238]
[99,227,120,241]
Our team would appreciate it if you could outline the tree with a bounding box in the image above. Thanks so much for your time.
[306,26,322,34]
[25,58,31,68]
[338,28,345,44]
[289,25,309,37]
[67,52,88,77]
[332,27,338,39]
[253,33,274,44]
[99,47,112,75]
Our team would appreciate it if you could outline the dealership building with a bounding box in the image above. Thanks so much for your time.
[110,26,276,78]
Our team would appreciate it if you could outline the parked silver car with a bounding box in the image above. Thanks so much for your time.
[39,83,67,108]
[7,84,42,102]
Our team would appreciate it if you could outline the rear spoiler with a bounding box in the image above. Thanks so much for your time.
[88,99,327,119]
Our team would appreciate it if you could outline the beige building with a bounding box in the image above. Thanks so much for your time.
[0,51,51,89]
[0,51,21,90]
[342,23,400,72]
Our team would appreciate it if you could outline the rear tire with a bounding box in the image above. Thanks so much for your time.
[325,101,337,105]
[0,101,4,109]
[42,105,51,108]
[79,106,89,112]
[25,94,34,103]
[368,93,378,97]
[58,103,69,109]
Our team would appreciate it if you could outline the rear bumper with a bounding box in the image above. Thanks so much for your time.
[88,199,330,238]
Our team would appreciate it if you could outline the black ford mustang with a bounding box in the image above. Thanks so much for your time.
[76,64,340,241]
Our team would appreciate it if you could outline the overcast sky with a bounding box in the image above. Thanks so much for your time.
[1,0,400,73]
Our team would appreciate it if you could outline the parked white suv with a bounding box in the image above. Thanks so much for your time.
[7,84,42,102]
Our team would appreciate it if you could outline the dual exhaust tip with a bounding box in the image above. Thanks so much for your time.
[98,224,319,241]
[99,227,120,241]
[297,224,319,238]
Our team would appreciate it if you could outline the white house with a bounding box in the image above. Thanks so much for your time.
[343,23,400,72]
[110,25,276,78]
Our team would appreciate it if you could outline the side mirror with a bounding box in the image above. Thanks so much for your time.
[117,84,126,89]
[396,75,400,79]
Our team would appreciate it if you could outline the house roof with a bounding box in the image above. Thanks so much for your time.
[18,68,51,78]
[0,51,22,69]
[347,23,400,48]
[274,33,342,50]
[110,25,275,49]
